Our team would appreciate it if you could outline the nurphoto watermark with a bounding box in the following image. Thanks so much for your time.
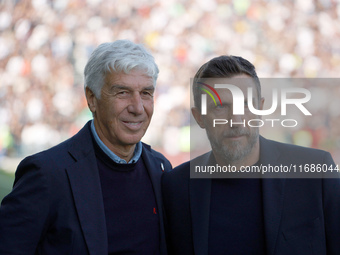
[190,78,340,178]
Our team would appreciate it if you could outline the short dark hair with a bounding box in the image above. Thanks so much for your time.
[193,55,261,108]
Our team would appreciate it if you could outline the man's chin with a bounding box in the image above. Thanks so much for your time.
[222,139,247,150]
[120,134,144,146]
[214,142,253,163]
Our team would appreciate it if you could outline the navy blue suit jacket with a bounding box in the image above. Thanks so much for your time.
[0,121,172,255]
[162,136,340,255]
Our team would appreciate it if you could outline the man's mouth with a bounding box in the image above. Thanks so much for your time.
[227,135,244,140]
[122,121,143,130]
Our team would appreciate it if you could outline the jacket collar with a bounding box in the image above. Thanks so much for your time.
[190,152,212,255]
[259,136,286,255]
[142,145,168,255]
[66,121,108,255]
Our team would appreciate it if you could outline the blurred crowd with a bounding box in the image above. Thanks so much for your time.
[1,0,340,169]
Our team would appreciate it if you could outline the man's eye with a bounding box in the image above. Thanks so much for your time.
[216,104,225,109]
[142,91,153,97]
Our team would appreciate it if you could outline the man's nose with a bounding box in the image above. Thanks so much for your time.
[229,112,245,127]
[127,93,144,115]
[230,113,243,122]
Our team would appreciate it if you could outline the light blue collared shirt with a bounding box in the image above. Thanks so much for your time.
[91,120,142,164]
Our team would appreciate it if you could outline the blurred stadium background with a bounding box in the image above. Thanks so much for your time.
[1,0,340,200]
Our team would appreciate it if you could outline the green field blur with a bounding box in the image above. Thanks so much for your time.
[0,170,14,202]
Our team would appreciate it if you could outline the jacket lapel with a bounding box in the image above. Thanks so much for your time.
[190,152,212,255]
[65,122,108,255]
[141,144,168,255]
[259,136,286,255]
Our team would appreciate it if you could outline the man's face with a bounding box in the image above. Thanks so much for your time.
[86,69,154,153]
[192,74,263,165]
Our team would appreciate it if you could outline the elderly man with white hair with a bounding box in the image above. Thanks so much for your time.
[0,40,172,255]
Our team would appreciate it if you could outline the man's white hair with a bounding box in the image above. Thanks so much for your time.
[84,40,159,98]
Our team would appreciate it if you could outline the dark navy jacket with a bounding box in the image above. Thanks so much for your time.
[0,121,172,255]
[162,136,340,255]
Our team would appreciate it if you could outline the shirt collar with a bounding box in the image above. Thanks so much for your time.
[90,120,142,164]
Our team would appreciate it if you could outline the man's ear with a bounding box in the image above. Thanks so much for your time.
[85,87,97,114]
[191,107,206,129]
